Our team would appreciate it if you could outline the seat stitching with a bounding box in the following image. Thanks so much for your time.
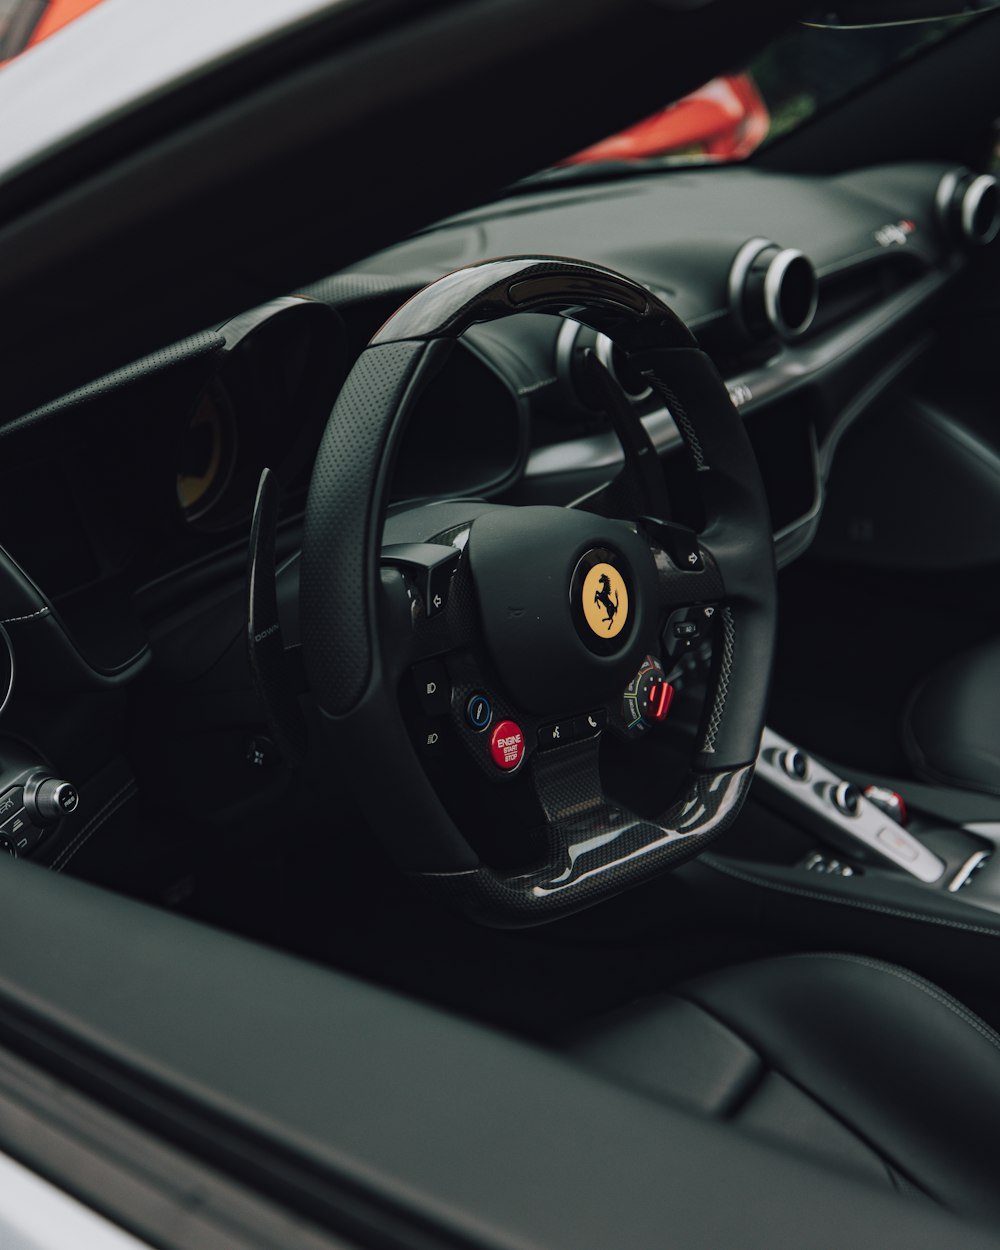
[784,952,1000,1054]
[699,854,1000,939]
[52,780,137,873]
[0,607,49,625]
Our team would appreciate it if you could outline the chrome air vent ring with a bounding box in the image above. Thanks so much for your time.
[729,237,818,342]
[556,318,653,409]
[936,168,1000,247]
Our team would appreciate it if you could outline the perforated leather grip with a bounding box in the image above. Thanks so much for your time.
[302,338,444,714]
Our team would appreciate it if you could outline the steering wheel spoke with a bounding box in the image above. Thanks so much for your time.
[488,744,755,916]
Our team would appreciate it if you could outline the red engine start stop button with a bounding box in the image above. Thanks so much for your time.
[490,719,525,771]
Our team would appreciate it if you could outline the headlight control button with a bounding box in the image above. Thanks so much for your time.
[412,659,450,716]
[490,720,525,771]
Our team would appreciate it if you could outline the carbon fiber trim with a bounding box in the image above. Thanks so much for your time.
[370,256,696,350]
[417,766,753,927]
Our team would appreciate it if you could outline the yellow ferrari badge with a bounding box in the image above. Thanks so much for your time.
[581,562,629,639]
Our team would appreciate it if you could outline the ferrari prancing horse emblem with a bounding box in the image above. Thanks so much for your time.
[581,562,629,639]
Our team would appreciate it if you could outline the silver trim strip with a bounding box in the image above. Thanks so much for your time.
[948,850,991,894]
[962,821,1000,839]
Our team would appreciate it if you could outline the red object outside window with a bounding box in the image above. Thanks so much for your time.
[563,74,770,165]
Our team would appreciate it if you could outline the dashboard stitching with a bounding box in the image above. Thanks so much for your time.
[517,377,557,396]
[0,608,50,625]
[699,855,1000,939]
[52,779,137,873]
[785,952,1000,1052]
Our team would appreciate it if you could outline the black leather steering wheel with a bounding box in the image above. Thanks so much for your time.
[301,256,776,926]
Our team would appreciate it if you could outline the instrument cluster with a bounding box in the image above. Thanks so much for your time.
[0,297,347,614]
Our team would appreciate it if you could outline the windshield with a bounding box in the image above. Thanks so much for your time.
[561,17,971,168]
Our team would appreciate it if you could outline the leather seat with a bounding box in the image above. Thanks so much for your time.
[569,953,1000,1219]
[904,636,1000,796]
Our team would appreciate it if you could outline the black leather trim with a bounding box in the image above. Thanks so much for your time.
[698,854,1000,939]
[4,865,999,1250]
[571,995,763,1117]
[570,952,1000,1220]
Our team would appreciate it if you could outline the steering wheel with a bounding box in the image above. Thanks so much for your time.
[301,257,775,926]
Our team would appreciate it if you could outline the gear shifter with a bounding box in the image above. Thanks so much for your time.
[863,784,908,826]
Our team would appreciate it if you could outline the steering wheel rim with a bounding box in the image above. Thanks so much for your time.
[301,256,776,926]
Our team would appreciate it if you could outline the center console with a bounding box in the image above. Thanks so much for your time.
[755,727,993,895]
[688,726,1000,983]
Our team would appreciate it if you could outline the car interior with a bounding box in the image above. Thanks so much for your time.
[3,0,1000,1246]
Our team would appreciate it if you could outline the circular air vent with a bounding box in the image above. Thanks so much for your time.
[556,320,652,411]
[936,168,1000,247]
[728,237,818,342]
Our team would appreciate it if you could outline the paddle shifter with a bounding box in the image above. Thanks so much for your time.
[247,468,307,765]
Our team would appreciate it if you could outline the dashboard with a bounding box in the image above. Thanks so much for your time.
[0,158,994,742]
[337,159,988,566]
